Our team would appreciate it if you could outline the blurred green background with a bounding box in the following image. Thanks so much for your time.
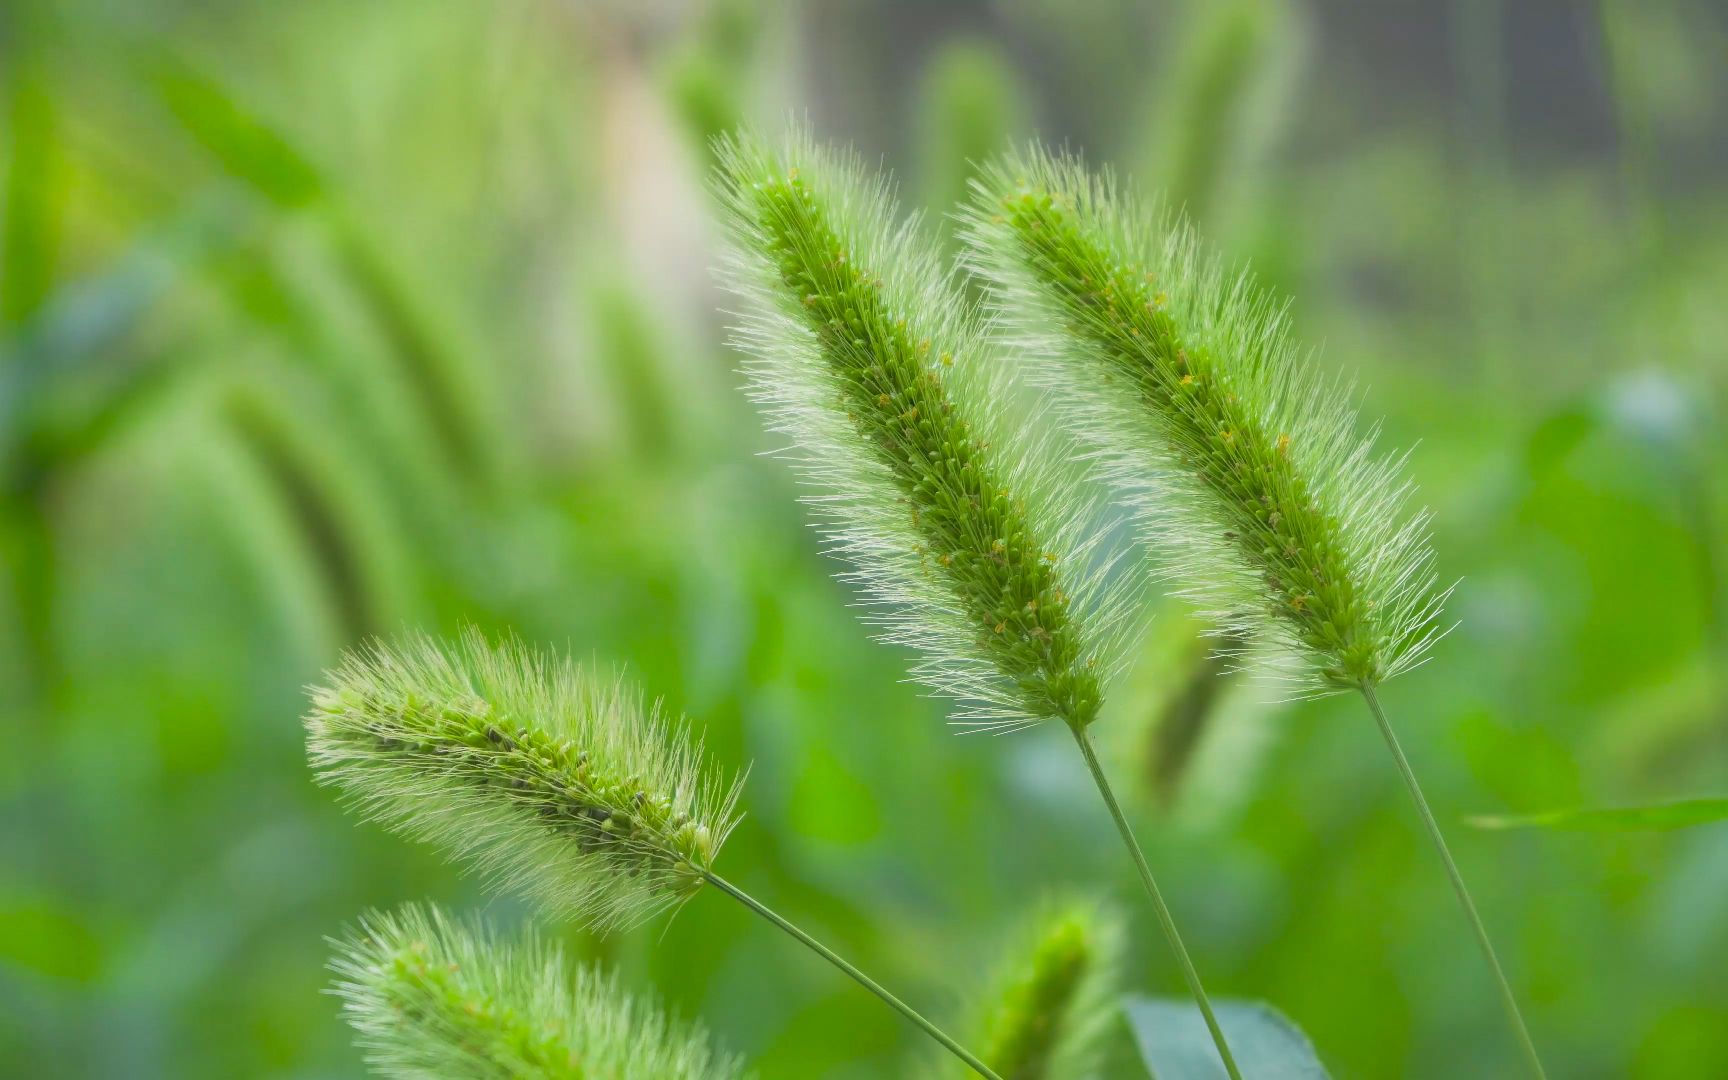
[2,0,1725,1076]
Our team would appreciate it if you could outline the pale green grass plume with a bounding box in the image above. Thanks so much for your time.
[714,128,1132,733]
[305,630,742,931]
[715,126,1238,1079]
[962,899,1122,1080]
[330,903,744,1079]
[308,630,1001,1078]
[964,149,1543,1076]
[961,146,1449,694]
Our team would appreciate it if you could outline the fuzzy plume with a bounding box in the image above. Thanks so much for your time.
[960,145,1450,693]
[329,904,745,1079]
[305,630,742,931]
[951,898,1123,1080]
[713,127,1134,733]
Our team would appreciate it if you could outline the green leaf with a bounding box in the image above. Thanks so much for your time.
[1467,797,1728,833]
[1125,996,1330,1080]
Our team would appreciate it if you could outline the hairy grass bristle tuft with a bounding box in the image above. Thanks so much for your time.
[961,144,1450,693]
[329,903,744,1079]
[305,629,743,930]
[713,127,1134,732]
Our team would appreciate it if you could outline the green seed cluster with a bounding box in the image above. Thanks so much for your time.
[724,142,1106,729]
[306,632,740,930]
[337,686,716,876]
[964,149,1447,691]
[332,904,743,1079]
[358,925,579,1074]
[1000,188,1373,682]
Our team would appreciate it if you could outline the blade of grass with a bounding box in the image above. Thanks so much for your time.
[1468,798,1728,833]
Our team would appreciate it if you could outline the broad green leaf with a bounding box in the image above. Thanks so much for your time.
[1467,797,1728,833]
[1126,996,1330,1080]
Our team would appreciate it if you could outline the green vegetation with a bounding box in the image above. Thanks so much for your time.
[4,1,1726,1077]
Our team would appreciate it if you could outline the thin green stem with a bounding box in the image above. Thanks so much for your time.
[1359,683,1547,1080]
[1071,727,1242,1080]
[703,871,1003,1080]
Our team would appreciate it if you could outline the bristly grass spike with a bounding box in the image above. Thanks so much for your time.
[960,144,1452,698]
[963,143,1544,1079]
[713,124,1242,1079]
[305,628,742,932]
[307,628,1004,1079]
[329,903,744,1079]
[713,126,1140,736]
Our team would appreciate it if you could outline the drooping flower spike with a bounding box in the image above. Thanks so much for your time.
[306,629,743,932]
[307,629,1003,1079]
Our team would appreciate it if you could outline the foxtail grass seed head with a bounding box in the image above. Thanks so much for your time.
[305,630,742,931]
[954,898,1123,1080]
[961,146,1450,693]
[714,127,1134,733]
[330,904,745,1079]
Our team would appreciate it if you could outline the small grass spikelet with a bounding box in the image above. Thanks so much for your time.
[329,903,744,1079]
[305,630,742,931]
[952,898,1123,1080]
[961,145,1450,693]
[714,127,1133,732]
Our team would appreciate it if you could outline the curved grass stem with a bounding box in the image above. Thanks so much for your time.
[1359,683,1547,1080]
[702,871,1003,1080]
[1071,728,1242,1080]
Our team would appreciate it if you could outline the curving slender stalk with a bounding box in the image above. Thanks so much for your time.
[1362,685,1546,1080]
[704,872,1003,1080]
[1074,731,1241,1080]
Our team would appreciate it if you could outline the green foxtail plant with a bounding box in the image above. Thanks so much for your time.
[329,903,744,1079]
[712,126,1242,1078]
[961,144,1544,1078]
[307,629,741,932]
[307,629,1003,1079]
[952,898,1122,1080]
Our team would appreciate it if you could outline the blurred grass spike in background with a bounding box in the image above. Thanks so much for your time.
[1138,0,1302,233]
[958,897,1122,1080]
[916,39,1029,251]
[151,54,509,490]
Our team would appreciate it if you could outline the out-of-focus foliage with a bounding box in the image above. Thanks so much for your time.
[1,0,1724,1077]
